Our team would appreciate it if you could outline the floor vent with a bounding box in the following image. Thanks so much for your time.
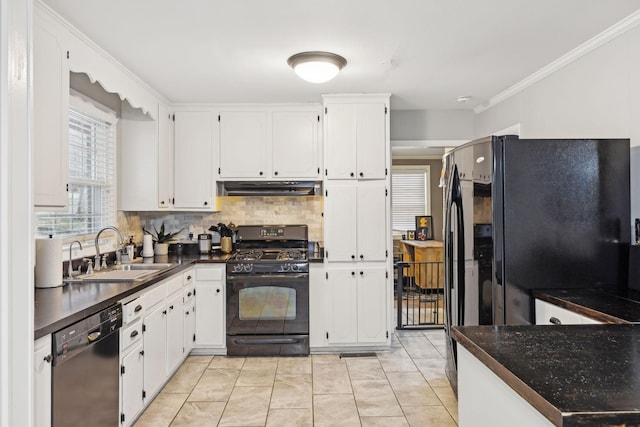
[339,352,377,358]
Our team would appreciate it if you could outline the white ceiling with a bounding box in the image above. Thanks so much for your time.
[42,0,640,111]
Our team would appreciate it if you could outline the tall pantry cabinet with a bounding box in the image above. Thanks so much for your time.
[320,94,392,350]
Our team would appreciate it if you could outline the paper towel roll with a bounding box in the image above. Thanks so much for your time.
[35,236,63,288]
[142,235,154,257]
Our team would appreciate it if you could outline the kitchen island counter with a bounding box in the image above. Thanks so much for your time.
[533,288,640,324]
[35,253,230,339]
[452,324,640,426]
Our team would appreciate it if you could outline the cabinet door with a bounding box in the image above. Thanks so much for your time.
[142,304,167,399]
[157,104,174,208]
[326,267,358,344]
[184,300,196,355]
[34,335,52,427]
[219,111,268,178]
[357,267,388,344]
[355,103,387,180]
[119,102,158,211]
[325,104,357,179]
[33,19,68,208]
[272,111,320,178]
[356,181,388,262]
[324,182,357,262]
[121,343,144,427]
[195,279,225,347]
[174,111,213,208]
[166,292,184,374]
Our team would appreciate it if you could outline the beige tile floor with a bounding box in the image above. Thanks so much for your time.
[134,329,457,427]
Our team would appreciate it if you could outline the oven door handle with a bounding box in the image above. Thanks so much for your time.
[226,274,309,280]
[232,337,303,345]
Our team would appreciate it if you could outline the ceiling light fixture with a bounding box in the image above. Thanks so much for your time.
[287,51,347,84]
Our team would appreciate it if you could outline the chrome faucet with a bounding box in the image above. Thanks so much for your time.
[94,226,125,271]
[67,240,83,278]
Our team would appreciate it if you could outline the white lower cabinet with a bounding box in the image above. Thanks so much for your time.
[194,265,226,351]
[166,290,184,374]
[184,299,196,355]
[34,335,52,427]
[326,265,389,346]
[142,302,167,400]
[534,299,602,325]
[120,342,144,426]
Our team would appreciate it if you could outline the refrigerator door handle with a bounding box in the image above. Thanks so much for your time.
[444,166,466,328]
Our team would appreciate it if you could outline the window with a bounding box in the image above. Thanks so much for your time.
[391,166,430,233]
[36,94,117,238]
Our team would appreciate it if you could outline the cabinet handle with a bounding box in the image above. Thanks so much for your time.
[187,291,192,297]
[169,305,174,310]
[204,201,208,206]
[360,254,364,260]
[160,200,165,205]
[44,354,52,363]
[350,172,354,177]
[130,330,139,338]
[274,171,278,176]
[259,171,264,176]
[351,255,355,259]
[216,289,221,293]
[360,271,364,276]
[187,275,192,281]
[162,310,167,315]
[139,350,144,356]
[134,305,142,313]
[186,310,190,316]
[549,317,561,325]
[359,172,364,177]
[351,271,355,276]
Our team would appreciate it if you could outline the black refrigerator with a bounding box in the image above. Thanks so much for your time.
[443,135,630,392]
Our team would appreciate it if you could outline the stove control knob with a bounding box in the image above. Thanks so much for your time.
[280,263,291,272]
[290,263,299,272]
[233,264,242,273]
[244,264,253,273]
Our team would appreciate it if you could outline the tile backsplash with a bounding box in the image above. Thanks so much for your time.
[118,195,324,244]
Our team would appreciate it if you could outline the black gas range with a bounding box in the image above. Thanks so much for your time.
[226,225,310,356]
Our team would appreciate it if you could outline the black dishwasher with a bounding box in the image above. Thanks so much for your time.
[52,304,122,427]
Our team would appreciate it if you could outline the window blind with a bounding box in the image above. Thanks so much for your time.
[391,169,429,232]
[36,98,116,238]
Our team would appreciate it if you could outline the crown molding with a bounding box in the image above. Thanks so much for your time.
[474,9,640,114]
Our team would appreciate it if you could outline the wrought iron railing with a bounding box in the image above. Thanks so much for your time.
[394,261,444,329]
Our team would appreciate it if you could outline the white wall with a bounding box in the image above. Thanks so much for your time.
[391,109,475,141]
[475,24,640,232]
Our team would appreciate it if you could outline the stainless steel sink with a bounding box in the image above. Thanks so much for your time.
[113,263,174,271]
[63,263,175,283]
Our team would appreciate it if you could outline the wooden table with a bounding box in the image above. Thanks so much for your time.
[395,240,444,291]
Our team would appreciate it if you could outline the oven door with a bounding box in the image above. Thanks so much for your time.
[226,273,309,356]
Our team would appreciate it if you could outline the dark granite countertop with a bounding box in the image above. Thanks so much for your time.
[452,324,640,426]
[34,253,230,340]
[533,288,640,324]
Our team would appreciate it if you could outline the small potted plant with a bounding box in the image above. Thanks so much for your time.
[143,223,183,256]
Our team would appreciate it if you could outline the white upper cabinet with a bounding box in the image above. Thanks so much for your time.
[157,104,174,208]
[272,111,320,178]
[324,180,388,262]
[218,107,322,180]
[173,111,216,209]
[323,96,388,180]
[33,15,69,209]
[219,111,268,179]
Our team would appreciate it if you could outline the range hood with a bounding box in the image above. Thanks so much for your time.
[221,181,320,196]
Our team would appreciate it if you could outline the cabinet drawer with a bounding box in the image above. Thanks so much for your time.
[535,299,590,325]
[183,269,194,286]
[184,284,195,302]
[196,266,224,281]
[122,296,145,324]
[121,320,143,352]
[165,274,183,297]
[145,283,166,309]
